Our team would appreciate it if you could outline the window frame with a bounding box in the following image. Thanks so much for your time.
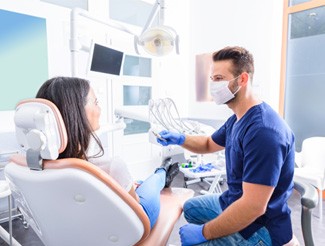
[279,0,325,115]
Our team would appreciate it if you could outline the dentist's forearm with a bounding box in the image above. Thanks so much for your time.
[203,183,274,239]
[182,135,223,154]
[203,198,263,239]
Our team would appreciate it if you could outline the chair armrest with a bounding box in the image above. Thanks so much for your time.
[293,179,318,209]
[293,179,318,246]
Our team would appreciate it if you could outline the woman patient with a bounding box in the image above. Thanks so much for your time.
[36,76,179,229]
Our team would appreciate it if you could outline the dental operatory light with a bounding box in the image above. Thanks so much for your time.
[134,0,180,56]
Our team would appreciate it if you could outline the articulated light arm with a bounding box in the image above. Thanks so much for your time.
[141,0,161,36]
[134,0,161,55]
[135,0,180,56]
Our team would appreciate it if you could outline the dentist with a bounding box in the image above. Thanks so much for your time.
[157,46,295,246]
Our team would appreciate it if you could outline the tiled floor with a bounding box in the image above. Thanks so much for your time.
[1,172,324,246]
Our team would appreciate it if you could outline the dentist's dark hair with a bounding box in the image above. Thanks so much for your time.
[36,76,103,160]
[212,46,254,79]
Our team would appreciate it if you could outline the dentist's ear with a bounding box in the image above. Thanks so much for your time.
[239,72,250,87]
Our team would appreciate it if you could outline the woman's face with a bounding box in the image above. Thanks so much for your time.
[85,87,101,131]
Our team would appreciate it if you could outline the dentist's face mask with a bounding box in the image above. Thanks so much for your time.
[209,76,241,105]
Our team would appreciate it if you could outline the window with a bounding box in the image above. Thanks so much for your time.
[289,0,311,7]
[0,9,48,111]
[123,55,151,77]
[120,53,152,135]
[280,1,325,150]
[290,7,325,38]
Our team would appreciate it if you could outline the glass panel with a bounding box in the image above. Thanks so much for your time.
[289,0,311,7]
[123,55,152,77]
[284,6,325,151]
[123,118,150,135]
[40,0,88,10]
[109,0,157,27]
[123,85,151,105]
[0,9,48,111]
[290,7,325,39]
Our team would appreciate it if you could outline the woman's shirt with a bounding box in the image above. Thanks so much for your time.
[90,156,134,192]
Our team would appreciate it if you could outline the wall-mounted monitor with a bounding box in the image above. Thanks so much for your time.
[87,41,124,77]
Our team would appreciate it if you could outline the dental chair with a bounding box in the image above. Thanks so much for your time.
[4,99,194,246]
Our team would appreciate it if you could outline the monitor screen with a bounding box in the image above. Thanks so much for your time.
[88,42,124,76]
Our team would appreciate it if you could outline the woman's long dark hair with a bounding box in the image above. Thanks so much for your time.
[36,76,103,160]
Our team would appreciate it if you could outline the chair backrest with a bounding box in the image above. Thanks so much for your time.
[300,137,325,170]
[14,98,67,170]
[5,99,151,246]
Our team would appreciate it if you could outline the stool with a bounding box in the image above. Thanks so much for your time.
[0,180,16,246]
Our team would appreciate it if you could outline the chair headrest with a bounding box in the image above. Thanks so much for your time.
[15,99,68,170]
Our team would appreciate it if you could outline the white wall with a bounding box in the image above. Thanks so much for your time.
[153,0,191,118]
[186,0,284,120]
[0,0,284,180]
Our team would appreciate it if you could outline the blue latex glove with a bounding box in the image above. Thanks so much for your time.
[157,130,185,146]
[179,223,207,246]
